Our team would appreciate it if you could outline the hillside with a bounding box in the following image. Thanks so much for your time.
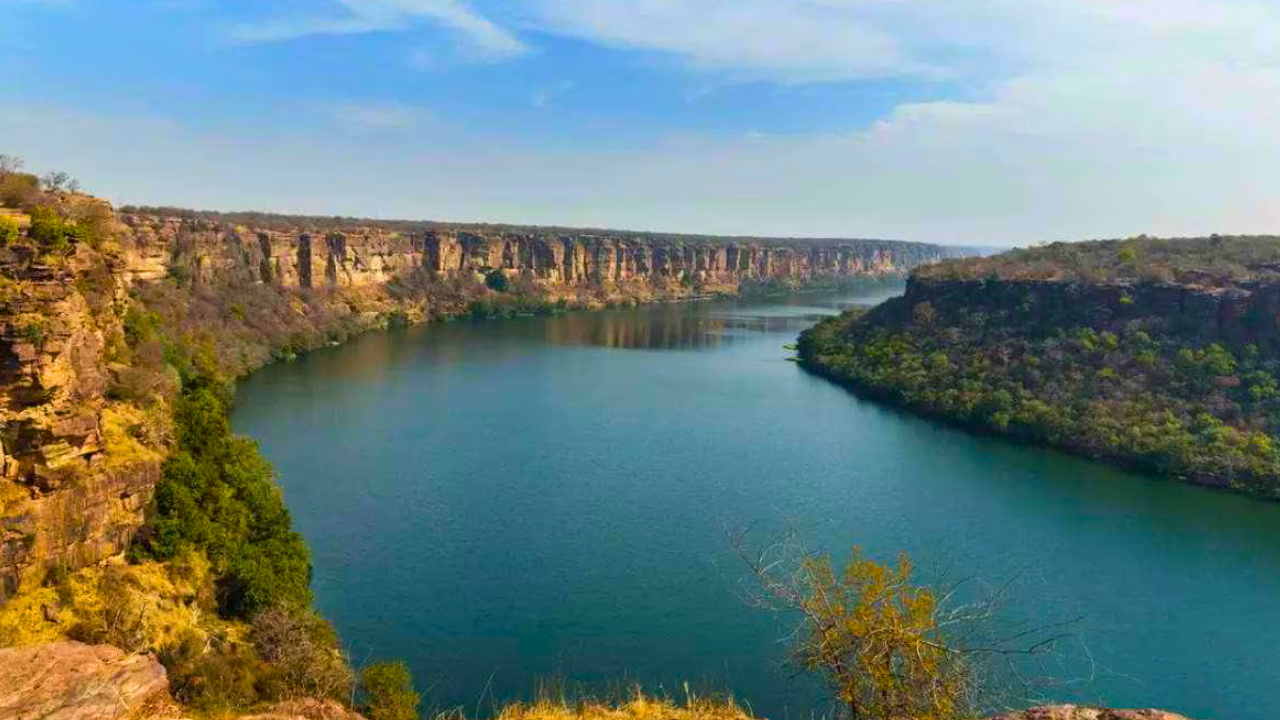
[800,235,1280,497]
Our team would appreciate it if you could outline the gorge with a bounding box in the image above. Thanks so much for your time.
[0,200,948,598]
[1,191,1272,720]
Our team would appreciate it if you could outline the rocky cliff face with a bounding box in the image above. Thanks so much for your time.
[0,240,162,601]
[121,212,944,296]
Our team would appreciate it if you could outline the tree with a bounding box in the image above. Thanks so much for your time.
[0,170,39,208]
[733,531,1076,720]
[359,661,420,720]
[41,170,73,192]
[250,604,353,701]
[913,301,937,326]
[0,154,22,177]
[485,268,509,292]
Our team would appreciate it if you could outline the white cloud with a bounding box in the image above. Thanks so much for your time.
[516,0,1280,82]
[231,0,527,61]
[7,0,1280,245]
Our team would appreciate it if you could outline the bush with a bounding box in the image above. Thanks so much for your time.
[359,661,421,720]
[251,604,353,702]
[0,171,39,208]
[0,215,18,246]
[485,268,509,292]
[163,634,269,713]
[28,205,71,253]
[139,373,313,618]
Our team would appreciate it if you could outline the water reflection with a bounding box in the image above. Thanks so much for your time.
[536,279,903,351]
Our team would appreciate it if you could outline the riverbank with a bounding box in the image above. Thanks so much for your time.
[797,238,1280,500]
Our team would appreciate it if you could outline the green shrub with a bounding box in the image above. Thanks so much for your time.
[0,216,18,246]
[359,661,421,720]
[139,373,312,618]
[28,205,70,253]
[162,633,268,713]
[485,268,509,292]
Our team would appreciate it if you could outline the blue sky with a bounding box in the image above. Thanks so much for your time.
[3,0,1279,245]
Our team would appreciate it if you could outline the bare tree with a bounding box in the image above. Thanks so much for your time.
[0,154,23,177]
[41,170,73,192]
[251,604,355,702]
[730,527,1084,720]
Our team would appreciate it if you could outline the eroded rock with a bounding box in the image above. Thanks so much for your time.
[990,705,1198,720]
[0,641,172,720]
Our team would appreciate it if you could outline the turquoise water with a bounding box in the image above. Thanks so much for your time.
[234,285,1280,720]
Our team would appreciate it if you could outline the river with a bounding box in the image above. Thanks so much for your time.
[234,283,1280,720]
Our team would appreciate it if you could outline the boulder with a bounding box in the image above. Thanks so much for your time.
[990,706,1198,720]
[0,641,173,720]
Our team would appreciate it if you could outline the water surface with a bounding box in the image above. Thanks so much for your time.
[235,284,1280,720]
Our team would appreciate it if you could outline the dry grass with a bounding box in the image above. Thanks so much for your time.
[493,691,762,720]
[0,551,229,652]
[100,402,166,470]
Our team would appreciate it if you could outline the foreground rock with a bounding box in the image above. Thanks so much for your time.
[991,706,1197,720]
[0,641,173,720]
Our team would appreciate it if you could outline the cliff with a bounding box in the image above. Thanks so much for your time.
[799,235,1280,497]
[1,200,949,600]
[120,210,941,296]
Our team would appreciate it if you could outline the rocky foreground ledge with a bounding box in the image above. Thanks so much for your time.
[990,707,1196,720]
[0,641,1201,720]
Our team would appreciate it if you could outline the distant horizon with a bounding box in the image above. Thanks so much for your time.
[117,199,1005,249]
[5,1,1277,248]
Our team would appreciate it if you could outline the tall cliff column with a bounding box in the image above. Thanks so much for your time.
[296,233,313,288]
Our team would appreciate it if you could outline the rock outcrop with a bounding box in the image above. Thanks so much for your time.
[989,707,1196,720]
[0,239,162,602]
[0,641,172,720]
[121,211,947,296]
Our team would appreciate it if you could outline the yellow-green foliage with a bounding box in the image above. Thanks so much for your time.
[100,402,167,470]
[0,551,227,652]
[794,549,962,720]
[0,215,18,245]
[495,693,757,720]
[0,479,29,515]
[0,585,63,646]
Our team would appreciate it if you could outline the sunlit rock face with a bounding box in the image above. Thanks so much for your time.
[989,707,1196,720]
[120,212,948,296]
[0,641,172,720]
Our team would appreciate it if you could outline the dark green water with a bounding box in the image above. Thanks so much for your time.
[234,285,1280,720]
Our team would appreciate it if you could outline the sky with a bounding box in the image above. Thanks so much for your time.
[2,0,1279,246]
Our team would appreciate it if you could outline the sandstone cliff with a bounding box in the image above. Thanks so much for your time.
[120,210,943,296]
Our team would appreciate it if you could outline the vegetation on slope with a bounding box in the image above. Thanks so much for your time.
[0,155,423,719]
[801,237,1280,497]
[918,234,1280,287]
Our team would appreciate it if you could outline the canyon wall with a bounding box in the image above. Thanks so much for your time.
[896,276,1280,351]
[1,206,950,598]
[120,212,947,295]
